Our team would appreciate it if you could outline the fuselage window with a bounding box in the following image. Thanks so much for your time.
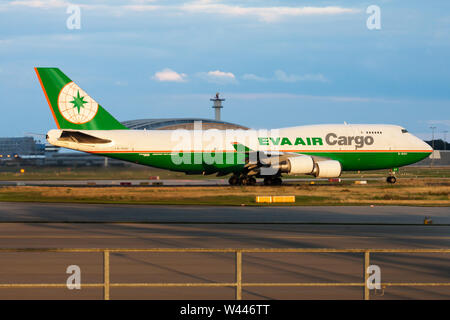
[401,129,408,133]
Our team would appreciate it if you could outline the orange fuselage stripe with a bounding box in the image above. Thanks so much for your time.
[88,149,432,154]
[35,68,60,129]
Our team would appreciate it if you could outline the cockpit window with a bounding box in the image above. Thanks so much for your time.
[401,129,408,133]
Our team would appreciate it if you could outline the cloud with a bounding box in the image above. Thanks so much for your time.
[197,70,237,84]
[3,0,159,11]
[152,68,187,82]
[242,70,329,83]
[2,0,359,22]
[274,70,328,83]
[208,70,235,79]
[182,1,359,22]
[242,73,268,82]
[7,0,69,8]
[121,0,161,12]
[227,93,370,102]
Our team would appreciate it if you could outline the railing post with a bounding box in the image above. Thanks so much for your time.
[236,250,242,300]
[364,251,370,300]
[104,250,110,300]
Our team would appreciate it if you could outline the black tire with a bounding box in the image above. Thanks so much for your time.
[264,177,282,185]
[386,176,397,184]
[229,175,239,186]
[248,177,256,185]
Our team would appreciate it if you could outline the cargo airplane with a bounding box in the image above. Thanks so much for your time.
[36,68,432,185]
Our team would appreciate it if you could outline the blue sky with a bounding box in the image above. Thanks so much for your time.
[0,0,449,140]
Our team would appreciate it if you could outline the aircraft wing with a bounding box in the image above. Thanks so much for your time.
[231,142,331,173]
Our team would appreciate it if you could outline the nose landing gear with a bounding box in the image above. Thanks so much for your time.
[386,168,398,184]
[386,176,397,184]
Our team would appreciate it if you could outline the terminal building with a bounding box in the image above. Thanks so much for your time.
[121,118,247,131]
[0,137,45,158]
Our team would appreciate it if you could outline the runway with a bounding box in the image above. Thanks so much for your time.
[0,179,228,187]
[0,177,385,187]
[0,203,449,299]
[0,202,449,224]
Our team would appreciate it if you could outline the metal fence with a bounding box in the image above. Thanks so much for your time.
[0,248,449,300]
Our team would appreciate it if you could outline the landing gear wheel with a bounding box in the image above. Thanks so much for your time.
[248,177,256,186]
[386,176,397,184]
[263,177,282,186]
[228,175,239,186]
[273,177,282,185]
[263,177,272,186]
[240,176,249,185]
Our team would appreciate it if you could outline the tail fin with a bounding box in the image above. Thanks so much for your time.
[35,67,128,130]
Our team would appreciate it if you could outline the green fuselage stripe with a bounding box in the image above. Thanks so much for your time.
[95,151,430,174]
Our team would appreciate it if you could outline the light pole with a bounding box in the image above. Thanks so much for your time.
[430,126,436,167]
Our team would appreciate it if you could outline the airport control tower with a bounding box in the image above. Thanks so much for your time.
[210,93,225,121]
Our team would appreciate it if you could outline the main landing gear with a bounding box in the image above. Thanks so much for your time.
[228,174,256,186]
[228,174,283,186]
[263,176,282,186]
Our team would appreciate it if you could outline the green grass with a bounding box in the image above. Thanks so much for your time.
[1,186,447,206]
[0,166,449,207]
[0,192,329,206]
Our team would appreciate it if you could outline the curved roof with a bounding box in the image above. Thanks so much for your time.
[121,118,248,130]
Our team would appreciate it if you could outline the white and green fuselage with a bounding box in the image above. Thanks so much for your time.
[46,124,432,175]
[36,68,432,179]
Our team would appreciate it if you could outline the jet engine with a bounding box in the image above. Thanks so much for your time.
[260,155,342,178]
[276,155,315,175]
[311,160,342,178]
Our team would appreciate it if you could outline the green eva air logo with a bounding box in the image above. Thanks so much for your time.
[58,82,99,124]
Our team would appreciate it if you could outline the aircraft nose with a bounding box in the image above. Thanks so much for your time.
[418,136,433,152]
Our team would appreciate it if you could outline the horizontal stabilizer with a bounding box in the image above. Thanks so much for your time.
[57,130,111,144]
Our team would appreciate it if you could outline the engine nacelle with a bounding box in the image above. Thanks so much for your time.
[311,160,342,178]
[279,155,315,175]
